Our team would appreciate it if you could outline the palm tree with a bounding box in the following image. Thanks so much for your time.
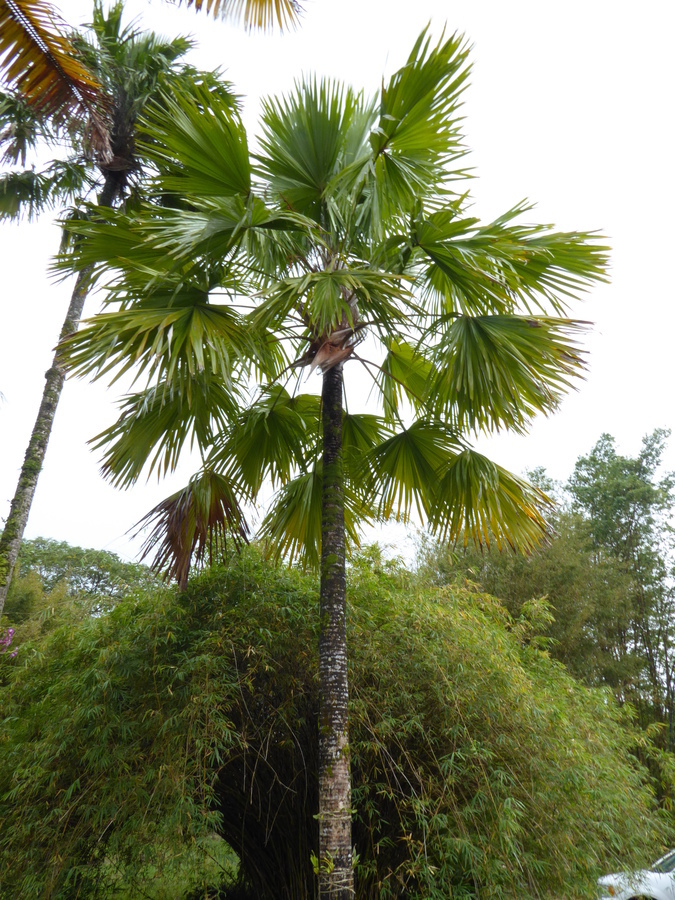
[61,29,608,898]
[0,3,235,614]
[0,0,303,611]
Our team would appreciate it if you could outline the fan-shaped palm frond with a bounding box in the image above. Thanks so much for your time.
[366,27,471,221]
[428,315,588,433]
[137,468,249,589]
[92,373,242,488]
[416,203,609,317]
[368,421,462,522]
[63,294,270,390]
[209,387,321,499]
[258,78,372,218]
[0,159,91,218]
[258,460,369,568]
[377,339,433,422]
[177,0,301,31]
[428,449,552,552]
[141,81,250,199]
[0,88,48,163]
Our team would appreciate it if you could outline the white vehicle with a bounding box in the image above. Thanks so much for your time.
[598,849,675,899]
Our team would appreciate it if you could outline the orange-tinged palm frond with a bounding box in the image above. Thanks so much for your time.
[0,0,102,122]
[177,0,302,30]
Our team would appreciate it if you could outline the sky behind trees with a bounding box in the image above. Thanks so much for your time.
[1,0,673,562]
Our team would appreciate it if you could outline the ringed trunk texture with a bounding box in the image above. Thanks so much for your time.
[318,363,353,899]
[0,266,93,616]
[0,174,118,616]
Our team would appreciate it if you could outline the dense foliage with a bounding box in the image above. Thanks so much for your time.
[426,431,675,744]
[1,545,671,898]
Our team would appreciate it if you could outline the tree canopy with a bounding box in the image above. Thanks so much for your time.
[61,28,608,576]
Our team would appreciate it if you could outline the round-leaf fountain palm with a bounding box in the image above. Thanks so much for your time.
[62,28,608,898]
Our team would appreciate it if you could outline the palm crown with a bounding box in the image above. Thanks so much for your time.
[62,28,607,584]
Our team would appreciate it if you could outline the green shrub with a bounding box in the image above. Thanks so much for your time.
[0,547,671,898]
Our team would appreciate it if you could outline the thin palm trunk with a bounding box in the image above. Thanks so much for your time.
[318,362,352,899]
[0,175,116,616]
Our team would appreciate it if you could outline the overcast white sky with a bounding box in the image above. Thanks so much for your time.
[1,0,674,562]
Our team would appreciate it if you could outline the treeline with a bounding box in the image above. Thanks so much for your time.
[424,430,675,746]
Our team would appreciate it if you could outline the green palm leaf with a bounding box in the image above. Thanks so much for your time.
[0,159,91,219]
[62,289,270,390]
[92,373,242,488]
[0,89,48,164]
[377,339,433,422]
[141,82,250,199]
[417,202,609,316]
[342,412,391,483]
[259,460,368,568]
[429,315,588,433]
[258,78,371,219]
[428,449,551,551]
[367,28,471,218]
[210,387,321,500]
[368,421,462,522]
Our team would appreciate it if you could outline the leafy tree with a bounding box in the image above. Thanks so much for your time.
[569,430,675,735]
[419,496,633,688]
[6,535,156,604]
[1,545,671,898]
[425,430,675,744]
[60,30,607,896]
[0,2,231,615]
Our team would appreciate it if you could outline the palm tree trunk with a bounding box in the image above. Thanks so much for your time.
[318,362,352,899]
[0,266,93,616]
[0,175,117,617]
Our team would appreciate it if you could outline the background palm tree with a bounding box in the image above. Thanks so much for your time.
[0,2,234,614]
[0,0,303,611]
[61,28,608,897]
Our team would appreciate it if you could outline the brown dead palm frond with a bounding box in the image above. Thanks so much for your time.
[0,0,104,124]
[136,470,250,589]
